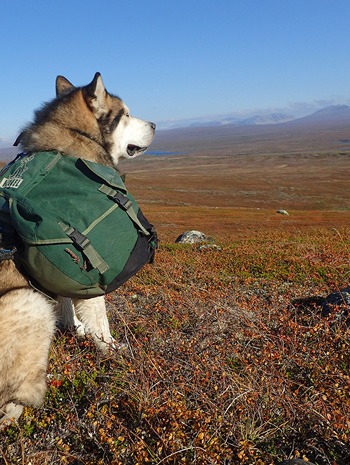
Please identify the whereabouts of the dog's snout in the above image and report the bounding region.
[150,122,156,131]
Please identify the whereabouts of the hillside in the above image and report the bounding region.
[158,104,350,130]
[288,104,350,125]
[0,146,17,161]
[1,105,349,163]
[1,220,350,464]
[151,105,350,155]
[118,108,350,214]
[1,108,350,464]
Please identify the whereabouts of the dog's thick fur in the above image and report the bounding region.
[0,73,155,427]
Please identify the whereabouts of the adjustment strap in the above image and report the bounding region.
[99,185,150,236]
[59,223,109,274]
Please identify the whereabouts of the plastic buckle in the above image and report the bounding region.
[68,229,90,250]
[112,191,132,210]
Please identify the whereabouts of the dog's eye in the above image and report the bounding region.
[125,113,130,117]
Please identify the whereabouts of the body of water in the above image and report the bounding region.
[146,151,186,156]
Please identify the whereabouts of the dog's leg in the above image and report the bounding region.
[55,296,86,337]
[72,296,115,352]
[0,288,55,427]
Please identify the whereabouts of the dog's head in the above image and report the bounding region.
[20,73,156,168]
[56,73,156,166]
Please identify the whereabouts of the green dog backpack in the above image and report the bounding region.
[0,151,157,298]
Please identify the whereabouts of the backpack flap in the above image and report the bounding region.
[78,158,127,193]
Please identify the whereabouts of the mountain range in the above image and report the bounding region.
[1,105,350,161]
[185,112,295,128]
[162,104,350,130]
[150,104,350,155]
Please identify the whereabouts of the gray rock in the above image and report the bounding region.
[198,244,222,251]
[277,210,289,215]
[322,285,350,322]
[175,230,207,244]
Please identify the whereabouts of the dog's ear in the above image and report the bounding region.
[56,76,74,97]
[84,72,108,118]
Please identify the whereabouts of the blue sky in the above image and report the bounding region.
[1,0,350,144]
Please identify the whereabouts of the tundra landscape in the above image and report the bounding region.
[1,106,350,464]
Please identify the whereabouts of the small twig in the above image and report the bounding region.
[156,446,206,464]
[0,448,9,465]
[223,389,253,417]
[65,248,82,265]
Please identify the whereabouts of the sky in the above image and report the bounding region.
[1,0,350,145]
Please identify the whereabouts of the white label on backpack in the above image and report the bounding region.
[0,154,35,189]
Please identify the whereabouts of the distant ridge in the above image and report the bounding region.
[1,105,349,162]
[185,112,294,128]
[158,104,350,130]
[231,112,294,126]
[0,147,17,162]
[156,105,350,136]
[150,104,350,155]
[285,104,350,125]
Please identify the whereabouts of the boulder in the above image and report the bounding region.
[175,230,207,244]
[198,244,222,251]
[277,210,289,215]
[322,285,350,322]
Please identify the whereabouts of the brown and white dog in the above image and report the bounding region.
[0,73,155,426]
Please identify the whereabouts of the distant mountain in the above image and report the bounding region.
[0,147,17,162]
[150,103,350,156]
[232,113,295,126]
[158,104,350,130]
[188,120,223,127]
[162,112,295,130]
[0,105,349,163]
[284,105,350,126]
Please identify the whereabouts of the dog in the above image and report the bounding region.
[0,73,156,426]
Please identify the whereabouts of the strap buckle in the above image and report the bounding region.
[67,228,91,250]
[110,191,133,211]
[0,246,17,261]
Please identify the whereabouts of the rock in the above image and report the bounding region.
[277,210,289,215]
[175,230,207,244]
[322,285,350,322]
[198,244,222,251]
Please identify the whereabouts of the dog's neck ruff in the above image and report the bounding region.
[69,128,112,163]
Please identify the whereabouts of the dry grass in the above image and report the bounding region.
[1,145,350,463]
[1,222,350,464]
[119,151,350,212]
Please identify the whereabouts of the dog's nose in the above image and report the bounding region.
[150,122,156,131]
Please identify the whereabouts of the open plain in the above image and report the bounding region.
[1,114,350,464]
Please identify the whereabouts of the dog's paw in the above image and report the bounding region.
[0,403,24,430]
[75,322,87,338]
[95,336,128,353]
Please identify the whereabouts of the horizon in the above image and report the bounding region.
[0,103,348,150]
[1,1,350,145]
[1,102,349,159]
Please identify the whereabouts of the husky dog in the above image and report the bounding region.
[0,73,155,426]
